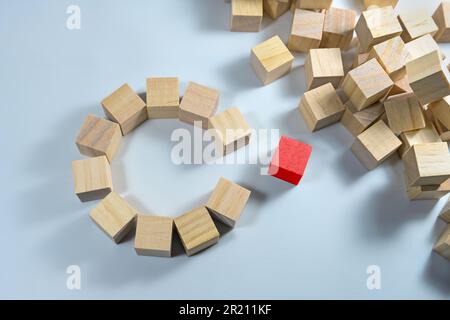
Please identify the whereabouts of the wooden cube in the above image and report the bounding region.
[389,76,413,96]
[384,93,426,134]
[288,9,325,53]
[101,83,147,136]
[134,215,173,257]
[230,0,263,32]
[440,198,450,223]
[89,192,137,243]
[321,8,356,50]
[405,34,445,63]
[406,51,450,105]
[146,77,179,119]
[72,156,113,202]
[174,207,220,256]
[304,48,344,90]
[352,53,370,68]
[404,142,450,187]
[398,121,442,158]
[299,83,345,132]
[251,36,294,85]
[407,179,450,200]
[75,114,122,162]
[355,6,403,52]
[433,224,450,260]
[361,0,398,10]
[342,58,394,111]
[263,0,291,19]
[433,2,450,42]
[294,0,332,9]
[429,96,450,130]
[268,136,313,185]
[351,120,401,170]
[369,36,409,81]
[341,101,385,136]
[399,10,438,42]
[179,82,220,129]
[206,177,251,227]
[208,107,252,155]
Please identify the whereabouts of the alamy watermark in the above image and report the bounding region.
[366,265,382,290]
[66,265,81,290]
[66,5,81,30]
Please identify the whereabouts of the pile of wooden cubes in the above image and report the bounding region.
[72,79,254,257]
[230,0,450,260]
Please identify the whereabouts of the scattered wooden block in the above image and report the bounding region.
[268,136,313,185]
[341,101,385,136]
[134,215,173,257]
[433,224,450,260]
[146,77,179,119]
[299,83,345,132]
[294,0,332,9]
[351,120,402,170]
[433,2,450,42]
[75,114,122,162]
[384,93,426,134]
[72,156,113,202]
[406,51,450,105]
[361,0,398,10]
[321,8,356,50]
[251,36,294,85]
[206,177,251,227]
[407,179,450,200]
[230,0,263,32]
[263,0,291,19]
[389,76,413,96]
[89,192,137,243]
[355,6,403,52]
[430,109,450,142]
[369,36,409,81]
[208,107,252,155]
[179,82,220,129]
[352,53,370,68]
[399,10,438,42]
[403,142,450,187]
[304,48,344,90]
[398,121,442,158]
[174,207,220,256]
[429,96,450,131]
[342,58,394,111]
[288,9,325,53]
[440,198,450,223]
[101,83,147,136]
[405,34,445,63]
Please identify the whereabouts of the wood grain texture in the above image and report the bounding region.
[206,177,251,227]
[407,181,450,200]
[369,36,408,81]
[288,9,325,53]
[294,0,332,9]
[75,114,122,162]
[361,0,398,9]
[433,224,450,260]
[389,76,413,96]
[351,120,402,170]
[208,107,252,155]
[179,82,220,129]
[72,156,113,202]
[406,50,450,105]
[89,192,137,243]
[439,198,450,223]
[101,83,147,136]
[384,93,426,134]
[429,96,450,130]
[231,0,263,32]
[174,207,220,256]
[398,121,442,158]
[403,142,450,187]
[251,35,294,85]
[341,101,385,136]
[304,48,344,90]
[433,2,450,43]
[263,0,291,19]
[352,53,370,68]
[134,215,173,257]
[321,7,356,50]
[399,10,438,42]
[146,77,179,119]
[405,34,445,64]
[355,6,403,52]
[342,58,394,111]
[299,83,345,132]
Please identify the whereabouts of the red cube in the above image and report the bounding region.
[268,136,312,185]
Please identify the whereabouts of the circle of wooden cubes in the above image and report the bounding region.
[72,79,252,258]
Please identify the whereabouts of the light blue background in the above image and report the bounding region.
[0,0,449,299]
